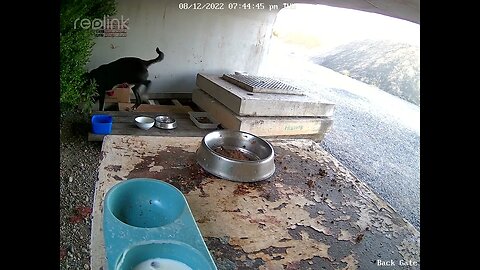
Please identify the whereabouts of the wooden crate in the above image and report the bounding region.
[104,87,131,103]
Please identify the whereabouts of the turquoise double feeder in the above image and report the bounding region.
[103,178,217,270]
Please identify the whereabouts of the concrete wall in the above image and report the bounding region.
[87,0,279,94]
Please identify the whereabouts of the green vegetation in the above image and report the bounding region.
[60,0,116,112]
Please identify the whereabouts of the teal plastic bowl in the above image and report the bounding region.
[106,179,185,228]
[116,242,211,270]
[91,114,113,135]
[103,178,217,270]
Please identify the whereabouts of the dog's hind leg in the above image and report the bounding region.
[98,91,106,111]
[131,80,152,110]
[131,84,142,110]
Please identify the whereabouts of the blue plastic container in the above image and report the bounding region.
[91,114,113,135]
[103,178,217,270]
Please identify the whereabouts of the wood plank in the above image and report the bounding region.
[100,91,191,105]
[171,99,183,106]
[88,128,209,141]
[91,111,190,117]
[118,103,193,113]
[145,92,192,99]
[108,119,201,131]
[192,88,333,137]
[196,73,335,117]
[106,91,191,101]
[91,115,191,123]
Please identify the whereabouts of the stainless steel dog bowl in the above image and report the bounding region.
[196,130,275,182]
[155,115,177,129]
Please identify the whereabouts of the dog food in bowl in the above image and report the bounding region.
[214,146,255,161]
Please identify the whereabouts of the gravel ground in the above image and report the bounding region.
[60,109,102,269]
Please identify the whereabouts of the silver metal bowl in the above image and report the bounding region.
[196,130,275,182]
[155,115,177,129]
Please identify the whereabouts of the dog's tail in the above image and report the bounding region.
[144,47,164,67]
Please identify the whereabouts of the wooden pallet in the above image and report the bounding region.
[88,99,203,142]
[87,111,210,142]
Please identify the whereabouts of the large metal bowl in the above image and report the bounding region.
[196,130,275,182]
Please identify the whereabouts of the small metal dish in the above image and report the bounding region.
[196,130,275,182]
[155,115,177,129]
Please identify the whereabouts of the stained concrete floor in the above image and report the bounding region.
[91,135,420,269]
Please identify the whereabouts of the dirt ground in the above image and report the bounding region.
[60,109,102,269]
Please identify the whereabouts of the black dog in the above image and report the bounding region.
[87,47,164,111]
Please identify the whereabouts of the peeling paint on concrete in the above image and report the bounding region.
[338,230,354,242]
[148,165,164,172]
[341,254,358,270]
[91,136,420,270]
[189,181,333,265]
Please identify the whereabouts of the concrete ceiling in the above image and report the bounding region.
[297,0,420,23]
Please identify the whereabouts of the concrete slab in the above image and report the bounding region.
[193,88,333,138]
[90,135,420,270]
[196,73,335,117]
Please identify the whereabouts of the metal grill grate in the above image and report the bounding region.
[222,73,303,95]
